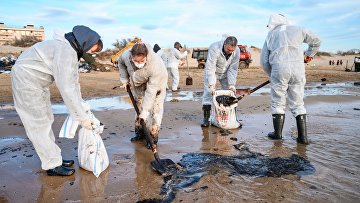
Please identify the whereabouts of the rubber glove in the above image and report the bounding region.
[81,119,95,130]
[229,85,236,93]
[304,56,312,63]
[120,82,130,89]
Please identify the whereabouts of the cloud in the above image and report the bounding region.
[141,25,159,30]
[89,16,115,24]
[39,7,72,18]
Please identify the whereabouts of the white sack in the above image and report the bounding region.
[210,90,241,129]
[78,125,109,178]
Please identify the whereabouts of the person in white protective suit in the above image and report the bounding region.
[201,36,241,127]
[260,14,321,144]
[166,42,188,92]
[11,25,103,176]
[153,43,167,66]
[118,42,168,147]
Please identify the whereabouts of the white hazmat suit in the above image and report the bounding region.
[118,43,168,139]
[11,27,101,170]
[260,14,321,117]
[167,47,188,91]
[202,40,240,105]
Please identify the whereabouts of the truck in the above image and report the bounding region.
[192,45,252,69]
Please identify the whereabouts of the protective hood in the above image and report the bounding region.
[65,25,101,60]
[153,44,161,53]
[73,25,101,53]
[267,14,288,31]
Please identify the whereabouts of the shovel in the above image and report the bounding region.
[184,45,193,85]
[236,80,270,100]
[126,85,176,174]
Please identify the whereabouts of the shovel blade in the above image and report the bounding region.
[186,77,193,85]
[151,159,177,175]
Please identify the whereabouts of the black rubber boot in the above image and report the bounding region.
[296,114,309,144]
[201,105,211,127]
[47,166,75,176]
[62,159,74,167]
[268,114,285,140]
[131,125,145,142]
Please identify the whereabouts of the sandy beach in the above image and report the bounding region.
[1,47,360,202]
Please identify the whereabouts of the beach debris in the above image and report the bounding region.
[0,55,17,73]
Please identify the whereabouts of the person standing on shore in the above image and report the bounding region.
[201,36,241,127]
[166,42,188,92]
[260,14,321,144]
[11,25,103,176]
[118,42,168,146]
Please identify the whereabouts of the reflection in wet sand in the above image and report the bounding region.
[37,174,75,203]
[79,167,109,201]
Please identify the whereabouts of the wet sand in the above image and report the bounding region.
[1,83,360,202]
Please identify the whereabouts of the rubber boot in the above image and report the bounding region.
[201,105,211,127]
[296,114,309,144]
[131,122,145,142]
[268,114,285,140]
[47,166,75,176]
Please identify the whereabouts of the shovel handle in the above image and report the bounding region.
[126,84,162,164]
[236,80,270,100]
[249,80,270,94]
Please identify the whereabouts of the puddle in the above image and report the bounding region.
[165,91,203,102]
[1,82,359,113]
[141,151,315,202]
[0,137,28,155]
[0,137,26,147]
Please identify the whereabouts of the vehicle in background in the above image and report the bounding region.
[238,45,252,69]
[192,45,252,69]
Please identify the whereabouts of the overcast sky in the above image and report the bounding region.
[1,0,359,52]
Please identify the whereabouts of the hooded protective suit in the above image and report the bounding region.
[118,43,168,136]
[260,14,321,117]
[167,47,188,91]
[11,26,101,170]
[202,40,240,105]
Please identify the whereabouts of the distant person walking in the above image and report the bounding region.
[11,25,103,176]
[329,60,332,66]
[336,60,339,66]
[340,59,343,66]
[260,14,321,144]
[167,42,188,92]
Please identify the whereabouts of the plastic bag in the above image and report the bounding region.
[210,90,241,129]
[59,115,79,139]
[78,125,109,178]
[59,101,97,139]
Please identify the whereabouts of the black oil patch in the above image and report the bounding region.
[215,95,238,106]
[142,151,315,203]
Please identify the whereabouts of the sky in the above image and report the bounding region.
[1,0,359,52]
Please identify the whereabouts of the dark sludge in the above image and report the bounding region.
[215,95,238,106]
[144,151,315,203]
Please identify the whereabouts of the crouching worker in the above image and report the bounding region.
[11,25,103,176]
[118,42,168,147]
[201,36,242,127]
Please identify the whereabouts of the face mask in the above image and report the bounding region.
[134,62,145,68]
[132,57,147,69]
